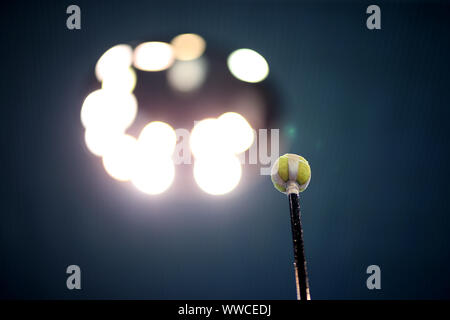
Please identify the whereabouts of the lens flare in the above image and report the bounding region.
[167,57,207,92]
[227,48,269,83]
[101,67,137,93]
[138,121,177,156]
[80,89,137,132]
[102,134,138,181]
[171,33,206,61]
[95,44,133,81]
[194,155,242,195]
[218,112,254,154]
[133,42,175,71]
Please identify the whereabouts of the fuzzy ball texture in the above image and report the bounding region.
[271,153,311,194]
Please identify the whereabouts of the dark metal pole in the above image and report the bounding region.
[288,192,310,300]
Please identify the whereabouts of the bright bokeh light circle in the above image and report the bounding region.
[102,134,138,181]
[101,67,137,93]
[194,155,242,195]
[218,112,254,154]
[227,48,269,83]
[171,33,206,61]
[138,121,177,156]
[131,156,175,195]
[95,44,133,81]
[167,58,207,92]
[190,113,254,158]
[81,89,137,132]
[133,42,175,71]
[81,90,104,128]
[84,128,123,157]
[189,118,224,159]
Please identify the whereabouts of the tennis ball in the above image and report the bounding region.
[271,154,311,194]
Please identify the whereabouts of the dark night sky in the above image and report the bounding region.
[1,0,450,299]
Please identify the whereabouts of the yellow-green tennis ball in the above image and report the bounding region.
[271,154,311,194]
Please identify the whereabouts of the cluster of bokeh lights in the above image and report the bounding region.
[191,113,254,195]
[81,34,268,196]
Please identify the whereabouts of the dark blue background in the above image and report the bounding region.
[1,0,450,299]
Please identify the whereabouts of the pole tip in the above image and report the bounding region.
[270,154,311,194]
